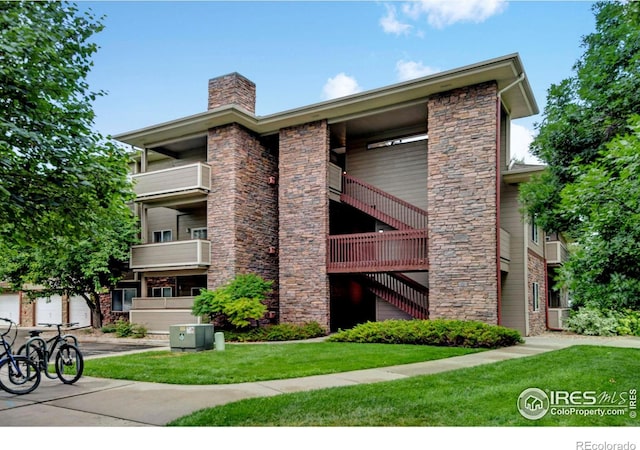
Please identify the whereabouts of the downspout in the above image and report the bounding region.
[495,96,502,325]
[544,255,550,331]
[495,73,526,326]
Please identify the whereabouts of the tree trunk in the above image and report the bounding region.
[82,292,104,329]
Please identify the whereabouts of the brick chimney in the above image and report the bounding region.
[207,72,256,113]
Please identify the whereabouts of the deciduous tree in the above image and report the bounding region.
[0,2,138,327]
[520,1,640,311]
[0,1,132,246]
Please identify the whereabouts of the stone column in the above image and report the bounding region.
[278,121,330,330]
[427,82,499,324]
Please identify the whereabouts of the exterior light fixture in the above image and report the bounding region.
[367,133,428,150]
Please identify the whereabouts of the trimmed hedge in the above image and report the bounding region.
[224,322,326,342]
[327,319,523,348]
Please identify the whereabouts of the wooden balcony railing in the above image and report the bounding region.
[327,229,428,273]
[132,162,211,202]
[546,241,569,265]
[130,239,211,270]
[131,297,195,310]
[341,173,428,230]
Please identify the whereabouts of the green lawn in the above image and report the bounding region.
[168,346,640,426]
[83,342,480,384]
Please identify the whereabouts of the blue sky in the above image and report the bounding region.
[82,1,599,163]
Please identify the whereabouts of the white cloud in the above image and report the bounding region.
[321,73,362,100]
[401,0,507,29]
[396,60,440,81]
[380,4,413,35]
[510,123,541,165]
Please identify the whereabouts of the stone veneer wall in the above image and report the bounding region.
[206,124,279,310]
[427,82,499,323]
[527,249,547,335]
[100,292,127,325]
[208,73,256,113]
[278,121,330,329]
[20,292,35,326]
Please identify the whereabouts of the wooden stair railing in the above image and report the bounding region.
[341,173,428,230]
[359,272,429,319]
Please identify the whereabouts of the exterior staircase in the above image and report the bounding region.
[340,174,428,230]
[359,272,429,319]
[330,172,429,319]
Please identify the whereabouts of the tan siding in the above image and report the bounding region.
[147,207,178,242]
[375,298,412,321]
[129,310,201,334]
[346,140,427,210]
[177,210,207,241]
[147,149,206,172]
[499,182,527,334]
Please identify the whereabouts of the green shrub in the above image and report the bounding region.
[193,273,272,328]
[327,319,523,348]
[616,309,640,336]
[225,322,326,342]
[114,318,148,338]
[564,307,619,336]
[101,323,117,334]
[114,318,133,337]
[131,323,148,339]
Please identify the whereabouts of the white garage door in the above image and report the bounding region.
[0,293,21,325]
[70,295,91,328]
[36,295,62,325]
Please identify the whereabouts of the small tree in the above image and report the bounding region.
[193,274,272,329]
[0,197,138,328]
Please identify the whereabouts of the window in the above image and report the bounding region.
[530,217,539,244]
[152,287,173,298]
[532,282,540,311]
[191,287,205,296]
[153,230,172,243]
[112,288,136,312]
[191,227,207,240]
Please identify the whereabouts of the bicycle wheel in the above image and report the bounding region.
[17,344,46,372]
[0,356,41,395]
[55,343,83,384]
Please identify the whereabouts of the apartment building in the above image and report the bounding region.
[106,53,570,336]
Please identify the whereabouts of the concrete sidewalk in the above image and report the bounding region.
[0,334,638,426]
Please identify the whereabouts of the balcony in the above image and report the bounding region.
[327,229,428,273]
[130,239,211,271]
[131,297,196,309]
[132,162,211,205]
[546,241,569,265]
[129,297,202,334]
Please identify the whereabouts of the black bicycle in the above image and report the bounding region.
[0,318,41,395]
[18,322,84,384]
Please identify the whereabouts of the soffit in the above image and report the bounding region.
[503,165,546,184]
[115,53,538,149]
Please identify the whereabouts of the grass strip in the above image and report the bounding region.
[83,342,480,385]
[168,346,639,426]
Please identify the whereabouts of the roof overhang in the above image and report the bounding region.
[503,165,546,184]
[114,53,539,149]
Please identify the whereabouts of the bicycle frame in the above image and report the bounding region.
[0,317,40,394]
[22,323,79,379]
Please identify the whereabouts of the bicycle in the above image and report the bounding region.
[0,318,41,395]
[18,322,84,385]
